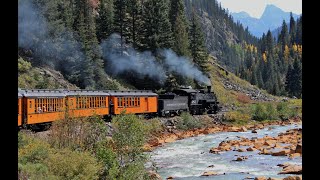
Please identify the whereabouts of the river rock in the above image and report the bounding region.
[235,156,248,161]
[266,178,282,180]
[253,142,264,149]
[165,137,176,143]
[252,129,258,133]
[272,149,291,156]
[264,140,277,147]
[273,143,283,148]
[238,148,247,152]
[247,147,257,151]
[209,148,220,154]
[148,171,162,180]
[259,148,271,155]
[279,165,302,174]
[254,176,266,180]
[277,162,292,168]
[295,143,302,153]
[241,126,248,132]
[166,176,174,179]
[143,144,153,152]
[289,153,301,159]
[208,165,215,168]
[282,175,302,180]
[244,177,255,179]
[201,171,218,176]
[229,127,241,132]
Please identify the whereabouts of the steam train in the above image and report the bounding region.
[18,86,219,129]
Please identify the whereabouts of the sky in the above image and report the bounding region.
[216,0,302,18]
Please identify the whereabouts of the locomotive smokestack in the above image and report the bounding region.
[207,86,211,93]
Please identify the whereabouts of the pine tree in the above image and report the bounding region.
[266,30,273,54]
[96,0,114,42]
[172,13,191,57]
[291,58,302,98]
[250,66,258,85]
[125,0,144,49]
[285,63,294,96]
[289,12,296,45]
[278,20,289,52]
[189,11,209,72]
[143,0,173,53]
[170,0,190,57]
[113,0,127,47]
[295,15,302,45]
[73,0,108,89]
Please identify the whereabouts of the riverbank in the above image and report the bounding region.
[144,117,302,152]
[148,121,302,180]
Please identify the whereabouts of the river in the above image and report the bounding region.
[148,124,302,180]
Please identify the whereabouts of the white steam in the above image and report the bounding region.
[101,34,167,82]
[101,34,211,86]
[160,49,211,85]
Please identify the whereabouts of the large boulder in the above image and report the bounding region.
[279,165,302,174]
[272,149,291,156]
[282,176,302,180]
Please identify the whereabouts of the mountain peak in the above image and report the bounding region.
[261,4,285,18]
[231,11,251,18]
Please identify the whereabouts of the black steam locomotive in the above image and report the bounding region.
[158,86,219,116]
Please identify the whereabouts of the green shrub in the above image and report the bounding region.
[144,118,164,137]
[111,114,150,179]
[18,135,51,164]
[176,112,202,130]
[18,58,32,73]
[118,162,150,180]
[95,140,120,180]
[45,149,102,180]
[48,115,109,151]
[224,111,251,124]
[277,102,290,120]
[252,103,268,121]
[265,103,278,120]
[18,162,55,180]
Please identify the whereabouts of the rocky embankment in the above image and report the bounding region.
[209,128,302,161]
[208,124,302,177]
[144,117,301,152]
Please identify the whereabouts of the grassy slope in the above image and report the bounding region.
[18,57,127,90]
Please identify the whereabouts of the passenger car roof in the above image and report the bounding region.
[64,90,110,96]
[105,90,158,96]
[22,89,66,98]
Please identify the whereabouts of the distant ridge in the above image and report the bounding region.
[231,4,300,37]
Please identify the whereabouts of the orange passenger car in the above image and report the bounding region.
[64,90,110,118]
[18,90,24,126]
[23,89,66,125]
[106,90,158,115]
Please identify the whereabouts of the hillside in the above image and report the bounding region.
[184,0,259,72]
[18,0,301,98]
[18,57,127,90]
